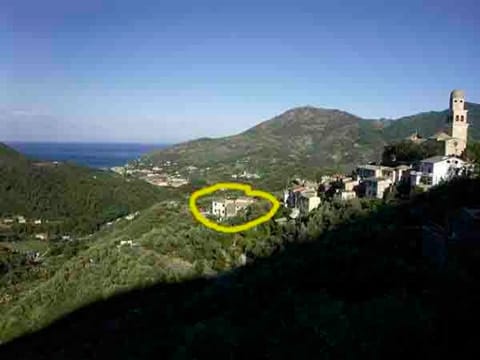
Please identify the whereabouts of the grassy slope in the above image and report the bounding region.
[0,178,479,358]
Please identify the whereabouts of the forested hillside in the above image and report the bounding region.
[1,178,479,358]
[0,143,174,234]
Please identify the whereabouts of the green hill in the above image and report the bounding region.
[145,103,480,175]
[0,143,175,235]
[1,178,480,358]
[145,107,386,171]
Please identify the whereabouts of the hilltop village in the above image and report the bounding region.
[279,89,474,218]
[110,162,261,188]
[108,90,476,222]
[202,90,475,221]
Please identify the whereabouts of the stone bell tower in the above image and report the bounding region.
[446,89,469,156]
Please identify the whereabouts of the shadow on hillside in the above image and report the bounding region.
[1,178,480,360]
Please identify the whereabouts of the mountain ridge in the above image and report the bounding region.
[145,102,480,173]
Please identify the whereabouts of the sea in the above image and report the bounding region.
[5,142,168,169]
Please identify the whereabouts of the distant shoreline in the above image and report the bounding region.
[4,141,172,145]
[4,142,169,169]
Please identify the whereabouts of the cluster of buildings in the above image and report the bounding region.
[111,164,190,188]
[1,216,43,225]
[355,155,471,199]
[356,89,473,198]
[231,170,261,180]
[117,240,139,248]
[105,211,141,227]
[283,183,322,218]
[143,174,189,188]
[0,216,71,242]
[282,90,475,217]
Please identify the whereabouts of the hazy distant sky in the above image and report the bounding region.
[1,0,479,143]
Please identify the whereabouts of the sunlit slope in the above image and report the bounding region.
[145,103,480,170]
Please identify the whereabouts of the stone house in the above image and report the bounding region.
[298,189,321,215]
[212,197,255,219]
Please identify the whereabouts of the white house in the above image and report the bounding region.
[413,155,466,188]
[117,240,138,248]
[336,190,357,201]
[212,200,227,218]
[125,214,136,221]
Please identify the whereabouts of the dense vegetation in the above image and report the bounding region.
[0,178,479,358]
[381,139,444,165]
[0,144,179,236]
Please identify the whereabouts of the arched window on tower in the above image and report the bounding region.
[456,115,459,121]
[461,115,465,122]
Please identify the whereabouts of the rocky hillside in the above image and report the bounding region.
[145,103,480,171]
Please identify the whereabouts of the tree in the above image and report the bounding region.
[382,140,443,166]
[465,142,480,164]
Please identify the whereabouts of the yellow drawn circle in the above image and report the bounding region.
[189,182,280,233]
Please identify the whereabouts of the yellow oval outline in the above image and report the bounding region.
[189,182,280,233]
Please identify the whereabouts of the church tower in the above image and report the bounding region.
[446,89,469,156]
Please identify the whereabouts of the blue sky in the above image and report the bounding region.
[1,0,479,143]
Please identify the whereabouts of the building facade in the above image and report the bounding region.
[410,155,466,188]
[212,197,255,219]
[363,177,393,199]
[298,190,321,215]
